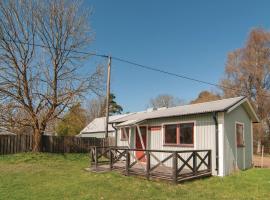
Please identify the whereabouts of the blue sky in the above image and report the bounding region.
[83,0,270,112]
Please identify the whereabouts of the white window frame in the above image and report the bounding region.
[120,127,130,141]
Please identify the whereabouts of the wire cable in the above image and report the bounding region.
[1,37,270,98]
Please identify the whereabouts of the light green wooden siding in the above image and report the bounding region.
[142,113,217,175]
[224,105,252,175]
[117,127,135,148]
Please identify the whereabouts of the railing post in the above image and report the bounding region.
[125,150,130,176]
[208,150,212,172]
[172,152,178,184]
[193,152,197,175]
[94,146,98,170]
[146,151,150,180]
[90,148,93,167]
[109,148,113,171]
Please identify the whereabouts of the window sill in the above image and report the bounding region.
[237,144,245,148]
[163,144,194,148]
[120,139,129,142]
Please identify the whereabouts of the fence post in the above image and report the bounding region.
[146,151,150,180]
[94,146,98,170]
[89,147,94,167]
[125,150,130,176]
[261,145,264,168]
[208,150,212,172]
[172,152,178,184]
[193,152,197,175]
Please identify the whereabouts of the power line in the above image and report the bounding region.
[111,56,270,99]
[1,37,270,98]
[112,56,221,88]
[0,37,108,58]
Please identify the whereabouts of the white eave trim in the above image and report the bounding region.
[226,98,260,123]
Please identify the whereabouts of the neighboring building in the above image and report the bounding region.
[0,127,16,136]
[78,114,131,138]
[110,96,259,177]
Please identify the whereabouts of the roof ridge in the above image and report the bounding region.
[149,96,246,112]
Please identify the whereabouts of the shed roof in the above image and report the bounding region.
[112,96,259,126]
[80,113,132,134]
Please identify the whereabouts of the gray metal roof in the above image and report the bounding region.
[80,113,132,134]
[112,96,249,124]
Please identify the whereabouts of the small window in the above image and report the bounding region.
[179,123,194,144]
[164,122,194,146]
[164,124,177,144]
[121,127,130,141]
[236,123,244,147]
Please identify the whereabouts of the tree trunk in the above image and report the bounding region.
[32,128,43,152]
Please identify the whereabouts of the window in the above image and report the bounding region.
[164,122,194,146]
[164,124,177,144]
[236,123,244,147]
[179,123,194,144]
[121,127,130,141]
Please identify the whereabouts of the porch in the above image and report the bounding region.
[89,146,212,183]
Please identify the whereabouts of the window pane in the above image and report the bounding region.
[164,124,177,144]
[125,127,130,139]
[236,124,244,146]
[180,123,194,144]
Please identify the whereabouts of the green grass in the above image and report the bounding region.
[0,153,270,200]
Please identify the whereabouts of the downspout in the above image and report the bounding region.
[111,123,117,147]
[212,112,219,175]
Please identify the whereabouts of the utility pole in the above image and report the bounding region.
[105,56,112,138]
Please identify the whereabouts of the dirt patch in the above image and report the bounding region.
[253,155,270,168]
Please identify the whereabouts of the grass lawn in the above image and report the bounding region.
[0,153,270,200]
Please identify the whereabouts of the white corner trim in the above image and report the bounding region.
[218,112,225,177]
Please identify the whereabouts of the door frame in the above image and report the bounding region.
[134,125,149,161]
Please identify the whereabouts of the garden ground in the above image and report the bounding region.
[0,153,270,200]
[253,154,270,168]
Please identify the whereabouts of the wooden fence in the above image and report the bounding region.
[0,135,33,155]
[42,135,108,153]
[0,134,110,155]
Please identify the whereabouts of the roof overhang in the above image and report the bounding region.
[80,131,114,134]
[226,98,260,123]
[115,119,145,127]
[110,96,260,125]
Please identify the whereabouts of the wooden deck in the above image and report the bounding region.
[90,161,211,182]
[89,147,212,183]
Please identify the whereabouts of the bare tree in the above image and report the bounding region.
[220,28,270,149]
[0,0,104,151]
[86,93,123,123]
[148,94,184,109]
[86,97,106,123]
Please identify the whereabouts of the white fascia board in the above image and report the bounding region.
[226,98,247,114]
[226,98,259,123]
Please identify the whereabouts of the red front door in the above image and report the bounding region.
[135,127,147,162]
